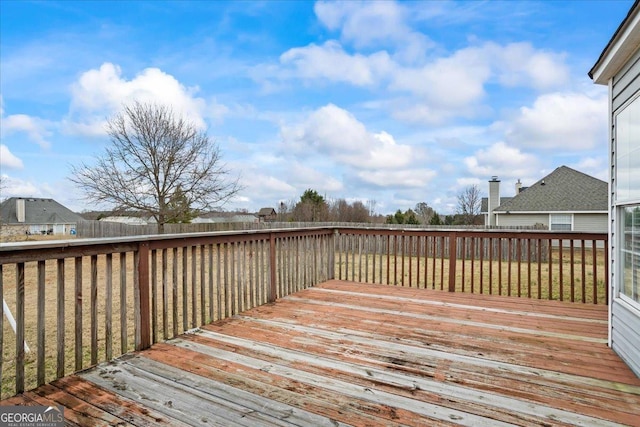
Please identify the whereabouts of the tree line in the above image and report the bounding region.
[278,188,483,226]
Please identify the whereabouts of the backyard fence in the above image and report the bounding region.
[74,220,544,239]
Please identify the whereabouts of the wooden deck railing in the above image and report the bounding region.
[335,228,608,304]
[0,227,607,398]
[0,228,334,398]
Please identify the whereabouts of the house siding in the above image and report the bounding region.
[573,213,608,233]
[612,46,640,112]
[611,300,640,376]
[610,29,640,378]
[496,214,548,228]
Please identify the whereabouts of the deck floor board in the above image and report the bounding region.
[2,280,639,426]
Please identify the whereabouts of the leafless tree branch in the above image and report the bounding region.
[69,102,242,233]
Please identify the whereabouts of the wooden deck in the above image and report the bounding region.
[2,280,639,426]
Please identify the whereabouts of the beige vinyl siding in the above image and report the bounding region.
[612,46,640,112]
[612,300,640,377]
[573,213,608,233]
[610,35,640,377]
[496,213,548,228]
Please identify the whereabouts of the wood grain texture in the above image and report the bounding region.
[3,280,639,426]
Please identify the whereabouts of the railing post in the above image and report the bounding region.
[135,242,151,351]
[448,232,457,292]
[329,230,337,280]
[268,233,277,303]
[15,263,25,394]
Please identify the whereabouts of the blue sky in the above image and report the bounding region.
[0,0,633,215]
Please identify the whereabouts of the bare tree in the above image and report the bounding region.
[415,202,435,224]
[456,184,482,225]
[70,102,241,233]
[366,199,377,217]
[328,198,370,222]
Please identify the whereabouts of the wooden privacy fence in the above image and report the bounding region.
[0,227,607,398]
[335,228,608,305]
[0,228,334,398]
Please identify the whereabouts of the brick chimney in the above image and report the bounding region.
[488,176,500,226]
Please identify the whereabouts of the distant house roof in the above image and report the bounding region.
[0,197,85,225]
[494,166,607,213]
[480,197,513,214]
[258,207,276,216]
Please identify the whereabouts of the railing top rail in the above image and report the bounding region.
[0,227,337,251]
[0,225,607,265]
[0,227,336,265]
[334,226,607,239]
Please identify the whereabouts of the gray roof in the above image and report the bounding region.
[258,207,276,216]
[0,197,85,225]
[481,197,513,214]
[494,166,607,212]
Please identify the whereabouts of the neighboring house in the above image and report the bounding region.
[257,207,277,222]
[0,197,85,237]
[590,0,640,377]
[482,166,608,232]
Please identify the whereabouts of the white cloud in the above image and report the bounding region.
[287,163,344,193]
[314,1,433,63]
[571,157,608,181]
[503,92,607,150]
[0,175,40,197]
[272,36,571,127]
[391,45,491,107]
[0,144,24,169]
[464,141,540,178]
[494,42,569,90]
[237,172,297,208]
[456,177,482,187]
[356,168,436,188]
[279,103,414,169]
[0,114,52,148]
[67,62,222,136]
[279,41,393,86]
[389,42,569,124]
[267,3,573,127]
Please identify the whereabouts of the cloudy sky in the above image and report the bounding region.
[0,1,632,215]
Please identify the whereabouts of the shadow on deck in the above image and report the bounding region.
[2,280,639,426]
